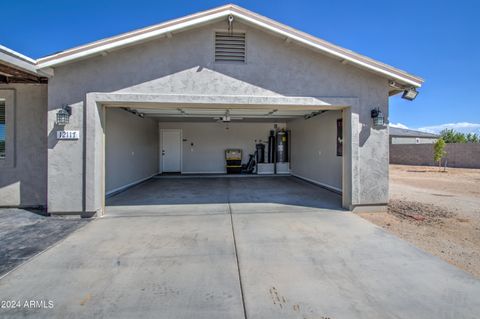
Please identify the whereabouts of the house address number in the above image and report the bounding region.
[57,130,80,140]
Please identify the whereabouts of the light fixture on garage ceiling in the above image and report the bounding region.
[221,109,231,122]
[401,87,419,101]
[56,105,72,126]
[214,110,244,123]
[214,116,244,122]
[371,107,385,127]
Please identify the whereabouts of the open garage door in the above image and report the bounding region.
[103,103,345,212]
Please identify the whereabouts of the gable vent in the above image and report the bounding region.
[215,32,246,63]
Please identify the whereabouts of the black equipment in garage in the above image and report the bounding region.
[224,127,290,175]
[242,154,256,174]
[267,130,275,163]
[256,143,265,164]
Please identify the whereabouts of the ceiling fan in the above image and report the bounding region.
[213,110,243,123]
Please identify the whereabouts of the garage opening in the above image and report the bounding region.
[104,105,344,213]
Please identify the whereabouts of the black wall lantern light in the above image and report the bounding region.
[56,105,72,126]
[371,107,385,127]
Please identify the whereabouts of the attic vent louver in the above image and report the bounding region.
[215,32,246,63]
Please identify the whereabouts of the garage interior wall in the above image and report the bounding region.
[0,84,47,207]
[158,121,286,173]
[287,110,342,191]
[105,108,158,194]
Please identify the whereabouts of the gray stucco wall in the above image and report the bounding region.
[0,84,47,207]
[288,110,342,191]
[47,19,390,213]
[158,121,285,173]
[105,108,158,194]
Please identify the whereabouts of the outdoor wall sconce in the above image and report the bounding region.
[371,107,385,127]
[56,105,72,126]
[402,87,419,101]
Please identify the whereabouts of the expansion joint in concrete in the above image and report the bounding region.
[226,180,248,319]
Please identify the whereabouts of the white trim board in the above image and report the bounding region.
[291,173,342,194]
[105,174,156,198]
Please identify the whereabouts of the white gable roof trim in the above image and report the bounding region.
[35,4,423,87]
[0,45,39,75]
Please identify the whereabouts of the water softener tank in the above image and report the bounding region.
[276,130,288,162]
[256,143,265,164]
[267,130,275,163]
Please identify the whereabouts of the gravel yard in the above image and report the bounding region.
[358,164,480,278]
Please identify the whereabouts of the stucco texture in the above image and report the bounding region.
[0,84,47,208]
[47,19,390,213]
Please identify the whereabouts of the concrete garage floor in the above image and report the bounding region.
[0,177,479,318]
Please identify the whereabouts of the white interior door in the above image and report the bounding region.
[161,129,182,172]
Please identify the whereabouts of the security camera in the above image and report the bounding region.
[228,15,234,23]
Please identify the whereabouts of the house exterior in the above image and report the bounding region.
[0,4,423,216]
[389,127,438,144]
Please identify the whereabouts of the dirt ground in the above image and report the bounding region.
[358,164,480,278]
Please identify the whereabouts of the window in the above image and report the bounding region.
[215,32,246,63]
[0,90,13,167]
[0,99,5,159]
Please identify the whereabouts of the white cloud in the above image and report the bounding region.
[389,123,409,129]
[417,122,480,135]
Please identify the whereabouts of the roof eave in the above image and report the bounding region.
[0,46,39,76]
[229,6,423,87]
[36,5,234,69]
[35,4,423,87]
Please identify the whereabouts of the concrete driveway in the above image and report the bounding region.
[0,177,479,318]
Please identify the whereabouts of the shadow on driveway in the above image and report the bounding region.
[0,209,90,277]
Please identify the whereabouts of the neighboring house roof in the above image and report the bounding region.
[34,4,423,88]
[389,127,439,138]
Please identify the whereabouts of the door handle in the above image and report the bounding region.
[162,150,166,156]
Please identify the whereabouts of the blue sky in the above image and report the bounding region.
[2,0,479,133]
